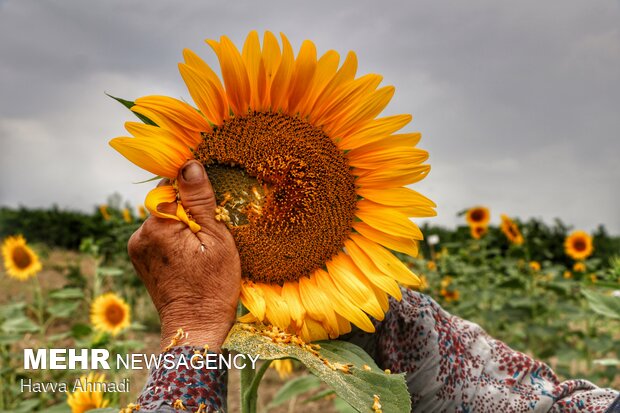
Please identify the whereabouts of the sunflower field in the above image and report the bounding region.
[1,200,619,413]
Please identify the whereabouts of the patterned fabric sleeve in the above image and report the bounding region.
[346,288,620,412]
[136,346,227,412]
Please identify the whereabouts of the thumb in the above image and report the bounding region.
[177,160,218,228]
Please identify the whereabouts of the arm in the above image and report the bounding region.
[128,161,241,412]
[348,288,619,412]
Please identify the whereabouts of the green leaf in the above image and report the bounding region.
[267,374,322,408]
[0,398,40,413]
[98,267,124,277]
[334,397,359,413]
[0,302,26,319]
[47,300,80,318]
[49,288,84,299]
[593,358,620,366]
[0,333,22,345]
[223,323,411,413]
[106,93,157,126]
[1,316,39,333]
[71,323,92,338]
[304,388,335,403]
[582,289,620,319]
[39,403,72,413]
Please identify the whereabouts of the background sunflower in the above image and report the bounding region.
[564,230,594,261]
[1,235,42,281]
[90,292,131,336]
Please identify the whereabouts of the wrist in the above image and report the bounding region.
[159,313,234,353]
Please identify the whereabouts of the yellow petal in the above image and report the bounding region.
[242,31,262,109]
[335,314,352,336]
[240,280,266,321]
[350,233,421,286]
[287,40,317,113]
[358,187,436,208]
[300,317,329,342]
[175,203,201,233]
[270,33,295,111]
[313,269,375,333]
[338,114,411,150]
[310,51,358,118]
[144,186,179,221]
[355,199,420,238]
[348,147,428,169]
[348,132,422,153]
[133,95,211,148]
[262,285,291,330]
[298,276,339,338]
[354,221,419,256]
[328,86,395,140]
[355,164,431,188]
[259,31,282,109]
[326,253,384,320]
[208,36,251,115]
[179,63,227,125]
[297,50,340,117]
[281,281,306,329]
[109,137,186,178]
[344,239,402,300]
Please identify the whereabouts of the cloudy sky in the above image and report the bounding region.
[1,0,618,233]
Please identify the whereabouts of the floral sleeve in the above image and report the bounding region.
[347,288,620,412]
[136,346,227,413]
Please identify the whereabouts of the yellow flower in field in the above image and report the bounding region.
[500,214,524,245]
[564,231,593,261]
[440,288,460,303]
[271,359,293,379]
[66,372,109,413]
[573,262,586,272]
[109,31,435,341]
[1,235,42,281]
[563,271,573,279]
[440,276,453,289]
[529,261,541,272]
[470,224,488,240]
[90,293,131,336]
[427,261,437,271]
[99,205,111,221]
[589,274,597,283]
[138,205,148,220]
[465,206,490,226]
[122,208,133,223]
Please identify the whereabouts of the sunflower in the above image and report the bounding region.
[99,205,111,221]
[573,261,586,272]
[1,235,42,281]
[110,31,435,341]
[90,293,131,336]
[500,214,524,245]
[465,206,490,226]
[270,359,293,379]
[564,231,593,261]
[66,372,109,413]
[469,224,487,240]
[122,208,133,223]
[528,261,541,272]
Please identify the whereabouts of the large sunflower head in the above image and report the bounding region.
[1,235,42,281]
[110,31,435,341]
[564,230,593,261]
[66,372,109,413]
[90,293,131,336]
[465,206,490,226]
[500,214,524,246]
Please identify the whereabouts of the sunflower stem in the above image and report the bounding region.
[241,359,272,413]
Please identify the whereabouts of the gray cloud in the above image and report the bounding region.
[1,0,618,232]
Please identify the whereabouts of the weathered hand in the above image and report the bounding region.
[128,160,241,352]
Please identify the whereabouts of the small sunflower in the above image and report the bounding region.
[66,372,109,413]
[469,224,487,240]
[564,230,593,261]
[270,359,293,379]
[110,31,435,341]
[528,261,541,272]
[122,208,133,223]
[500,214,524,245]
[563,271,573,279]
[573,262,586,272]
[90,293,131,336]
[465,206,490,226]
[99,205,111,221]
[1,235,42,281]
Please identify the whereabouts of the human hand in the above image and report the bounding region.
[128,160,241,352]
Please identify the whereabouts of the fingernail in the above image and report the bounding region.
[182,162,204,182]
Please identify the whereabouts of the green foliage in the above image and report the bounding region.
[224,323,411,413]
